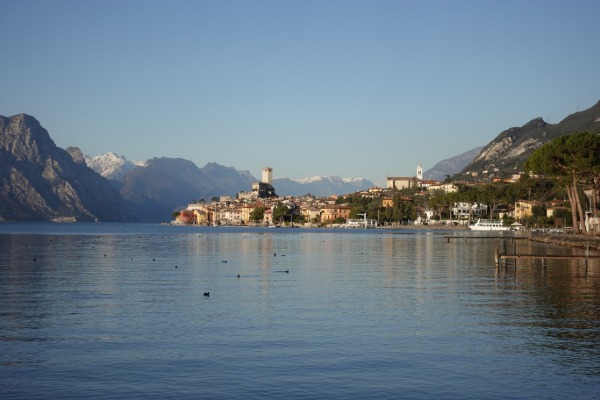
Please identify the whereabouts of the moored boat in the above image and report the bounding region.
[468,218,510,231]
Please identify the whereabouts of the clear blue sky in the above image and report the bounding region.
[2,0,599,185]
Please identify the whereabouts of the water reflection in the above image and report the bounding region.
[1,227,599,399]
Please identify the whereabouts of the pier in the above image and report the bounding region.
[445,235,598,274]
[494,249,599,274]
[444,236,529,243]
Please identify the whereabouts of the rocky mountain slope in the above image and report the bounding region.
[0,114,135,221]
[460,100,600,180]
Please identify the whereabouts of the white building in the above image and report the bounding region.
[452,202,488,221]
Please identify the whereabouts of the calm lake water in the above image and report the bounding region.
[1,223,599,399]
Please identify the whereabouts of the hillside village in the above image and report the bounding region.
[4,99,599,224]
[172,164,565,229]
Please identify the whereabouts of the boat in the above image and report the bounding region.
[468,219,510,231]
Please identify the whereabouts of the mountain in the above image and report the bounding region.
[115,158,257,222]
[424,146,484,181]
[0,114,135,222]
[85,152,144,181]
[273,176,374,197]
[92,152,374,221]
[200,162,256,195]
[460,100,600,179]
[118,158,214,222]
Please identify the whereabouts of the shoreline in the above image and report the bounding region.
[529,233,600,252]
[377,224,468,231]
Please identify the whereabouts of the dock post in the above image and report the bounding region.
[502,239,507,272]
[495,247,499,272]
[586,242,589,276]
[513,241,517,272]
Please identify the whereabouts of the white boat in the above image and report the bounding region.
[468,219,510,231]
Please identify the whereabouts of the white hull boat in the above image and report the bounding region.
[468,219,510,231]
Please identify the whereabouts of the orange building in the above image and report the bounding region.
[320,206,352,223]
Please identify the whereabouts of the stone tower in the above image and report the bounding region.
[262,167,273,185]
[416,164,423,180]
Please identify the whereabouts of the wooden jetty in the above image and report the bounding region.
[495,251,600,263]
[444,235,598,274]
[444,236,529,243]
[494,240,598,274]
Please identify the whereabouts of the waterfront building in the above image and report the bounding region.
[320,205,352,223]
[515,200,542,220]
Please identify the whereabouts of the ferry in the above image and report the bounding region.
[468,219,510,231]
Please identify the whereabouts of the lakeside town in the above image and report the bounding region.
[171,165,589,231]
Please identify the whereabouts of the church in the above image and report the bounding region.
[386,165,423,190]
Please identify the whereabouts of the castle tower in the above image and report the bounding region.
[262,167,273,185]
[416,164,423,180]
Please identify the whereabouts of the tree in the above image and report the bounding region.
[249,206,266,222]
[525,132,600,234]
[272,202,290,224]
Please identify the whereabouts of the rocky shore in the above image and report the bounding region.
[529,234,600,251]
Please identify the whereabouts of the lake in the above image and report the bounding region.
[1,223,599,399]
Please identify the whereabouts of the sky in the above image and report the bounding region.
[2,0,600,186]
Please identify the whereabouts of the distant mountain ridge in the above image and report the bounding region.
[4,99,599,222]
[273,176,374,197]
[0,114,135,221]
[460,100,600,179]
[117,158,238,222]
[424,146,484,181]
[83,153,374,221]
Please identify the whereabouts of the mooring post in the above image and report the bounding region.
[513,241,517,272]
[495,247,499,272]
[586,242,589,276]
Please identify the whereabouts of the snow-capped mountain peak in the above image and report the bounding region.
[273,175,374,197]
[85,152,145,181]
[293,176,366,184]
